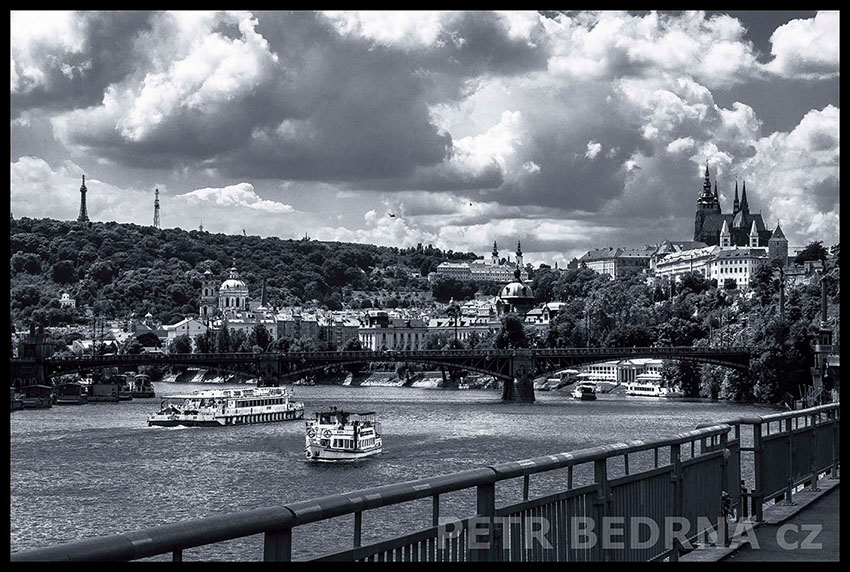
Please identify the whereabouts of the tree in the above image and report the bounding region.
[660,360,701,397]
[216,323,231,353]
[51,260,77,284]
[723,278,737,290]
[169,334,192,354]
[135,332,162,348]
[794,241,828,265]
[494,314,529,349]
[342,337,366,375]
[248,324,272,352]
[194,329,215,353]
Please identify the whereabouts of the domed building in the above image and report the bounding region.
[218,266,249,311]
[198,265,251,323]
[496,269,536,316]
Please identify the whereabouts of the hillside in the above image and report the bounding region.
[9,217,478,326]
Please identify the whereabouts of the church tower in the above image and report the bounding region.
[719,220,731,247]
[694,162,721,242]
[199,269,219,324]
[515,240,523,268]
[492,241,499,265]
[749,220,759,247]
[77,175,89,222]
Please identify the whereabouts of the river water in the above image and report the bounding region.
[10,382,780,560]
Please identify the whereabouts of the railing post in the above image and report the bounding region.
[809,413,820,491]
[718,431,729,548]
[785,417,794,506]
[263,528,292,562]
[593,458,610,562]
[752,421,765,522]
[669,444,682,561]
[471,483,497,561]
[829,408,840,479]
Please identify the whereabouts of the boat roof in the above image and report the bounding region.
[315,409,375,416]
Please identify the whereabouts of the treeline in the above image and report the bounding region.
[9,217,478,326]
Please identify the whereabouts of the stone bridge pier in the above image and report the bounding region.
[501,349,535,403]
[258,356,281,387]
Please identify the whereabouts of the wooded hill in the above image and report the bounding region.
[10,217,478,326]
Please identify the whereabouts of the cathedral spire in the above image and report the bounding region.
[702,161,711,195]
[740,180,749,213]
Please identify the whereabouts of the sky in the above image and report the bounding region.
[10,10,840,266]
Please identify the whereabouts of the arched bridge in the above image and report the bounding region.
[11,346,752,403]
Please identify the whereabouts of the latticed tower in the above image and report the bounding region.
[153,188,161,229]
[77,175,89,222]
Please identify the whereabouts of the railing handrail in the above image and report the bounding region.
[10,424,731,562]
[697,402,840,429]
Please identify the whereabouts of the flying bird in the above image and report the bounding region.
[388,213,396,218]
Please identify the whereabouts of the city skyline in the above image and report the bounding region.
[11,10,840,265]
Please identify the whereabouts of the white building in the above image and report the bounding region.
[162,317,209,345]
[58,292,76,309]
[653,245,720,281]
[358,311,428,350]
[705,247,769,288]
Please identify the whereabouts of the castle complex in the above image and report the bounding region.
[694,162,772,247]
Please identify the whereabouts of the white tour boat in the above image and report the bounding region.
[625,374,683,398]
[571,382,597,401]
[148,386,304,427]
[305,407,382,462]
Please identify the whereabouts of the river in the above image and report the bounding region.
[10,382,780,560]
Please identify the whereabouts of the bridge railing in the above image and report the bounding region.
[12,424,735,562]
[697,402,840,522]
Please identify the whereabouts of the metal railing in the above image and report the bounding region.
[13,423,741,562]
[698,402,840,522]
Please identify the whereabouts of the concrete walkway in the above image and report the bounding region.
[724,484,839,561]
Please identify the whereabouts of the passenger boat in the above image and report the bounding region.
[130,374,156,398]
[21,384,53,409]
[305,408,382,462]
[571,383,597,401]
[55,382,88,405]
[625,374,682,398]
[148,386,304,427]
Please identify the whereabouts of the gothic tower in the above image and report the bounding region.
[153,188,161,229]
[733,180,740,215]
[77,175,89,222]
[768,223,789,266]
[694,161,721,241]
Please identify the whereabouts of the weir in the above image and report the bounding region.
[10,403,838,562]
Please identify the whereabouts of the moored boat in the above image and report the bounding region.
[130,374,156,398]
[571,383,597,401]
[117,375,134,401]
[21,384,53,409]
[148,386,304,427]
[55,382,88,405]
[305,407,382,462]
[10,388,24,412]
[87,382,120,403]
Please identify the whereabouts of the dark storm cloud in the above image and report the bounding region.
[11,11,155,117]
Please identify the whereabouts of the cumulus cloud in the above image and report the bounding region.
[177,182,295,214]
[739,105,840,242]
[763,11,839,80]
[585,140,602,159]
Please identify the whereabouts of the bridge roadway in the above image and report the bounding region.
[12,346,751,402]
